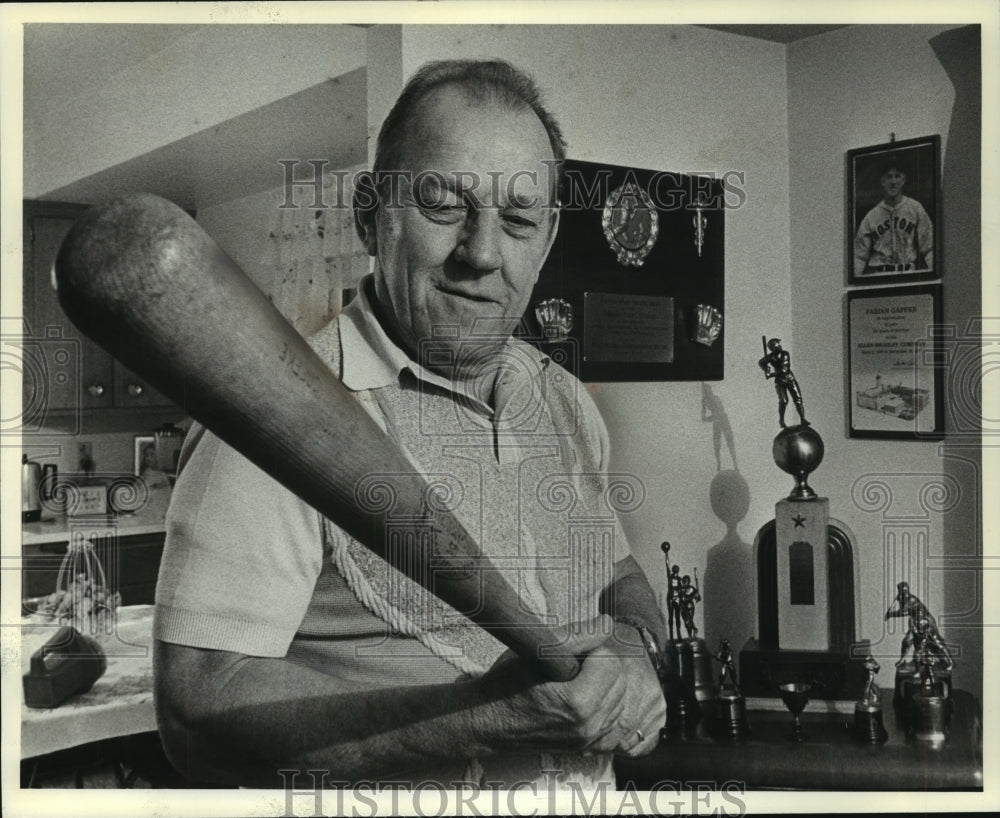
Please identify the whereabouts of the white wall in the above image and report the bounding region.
[788,24,982,699]
[24,25,365,198]
[369,24,793,652]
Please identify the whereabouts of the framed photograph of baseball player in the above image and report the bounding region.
[847,284,944,439]
[847,135,940,285]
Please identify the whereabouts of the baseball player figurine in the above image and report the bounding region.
[711,638,740,694]
[854,155,934,276]
[884,581,953,671]
[758,337,808,429]
[861,654,881,708]
[679,572,701,639]
[661,542,684,641]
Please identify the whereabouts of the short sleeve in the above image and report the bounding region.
[154,428,324,656]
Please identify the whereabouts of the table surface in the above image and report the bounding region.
[19,608,984,791]
[20,605,155,759]
[615,689,983,791]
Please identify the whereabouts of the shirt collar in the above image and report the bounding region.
[337,276,550,417]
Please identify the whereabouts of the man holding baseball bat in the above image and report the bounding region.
[152,59,666,788]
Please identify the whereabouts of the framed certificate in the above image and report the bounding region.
[847,285,944,439]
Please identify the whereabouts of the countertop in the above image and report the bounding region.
[22,487,171,546]
[20,605,156,759]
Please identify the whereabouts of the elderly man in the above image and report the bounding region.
[154,59,666,789]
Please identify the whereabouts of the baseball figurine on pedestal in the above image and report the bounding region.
[853,654,889,743]
[662,543,715,724]
[712,638,749,738]
[884,581,954,741]
[741,337,870,703]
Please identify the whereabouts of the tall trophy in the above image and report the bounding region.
[740,338,871,702]
[661,542,715,724]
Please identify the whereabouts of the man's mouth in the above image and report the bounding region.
[436,285,498,304]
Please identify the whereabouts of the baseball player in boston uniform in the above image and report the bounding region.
[854,156,934,276]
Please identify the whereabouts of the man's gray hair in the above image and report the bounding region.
[373,59,567,190]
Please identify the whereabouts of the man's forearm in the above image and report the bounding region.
[155,629,626,787]
[599,556,667,650]
[156,641,512,786]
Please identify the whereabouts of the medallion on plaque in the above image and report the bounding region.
[601,180,659,267]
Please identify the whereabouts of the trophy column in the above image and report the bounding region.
[774,497,830,651]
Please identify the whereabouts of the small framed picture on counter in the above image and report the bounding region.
[134,435,172,489]
[847,284,944,439]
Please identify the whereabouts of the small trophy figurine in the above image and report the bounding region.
[661,542,683,641]
[853,654,889,743]
[711,638,749,738]
[679,571,701,640]
[758,337,808,429]
[885,581,953,709]
[759,337,824,501]
[661,543,715,721]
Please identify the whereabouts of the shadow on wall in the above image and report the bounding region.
[930,24,983,706]
[699,384,755,652]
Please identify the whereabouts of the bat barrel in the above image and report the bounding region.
[55,194,580,682]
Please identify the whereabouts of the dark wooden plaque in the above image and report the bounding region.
[519,159,725,382]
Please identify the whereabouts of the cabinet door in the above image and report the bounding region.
[113,361,175,409]
[23,204,114,413]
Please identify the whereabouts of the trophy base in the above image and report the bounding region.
[912,693,949,743]
[715,690,750,738]
[894,664,952,709]
[675,637,718,703]
[738,638,869,700]
[853,702,888,743]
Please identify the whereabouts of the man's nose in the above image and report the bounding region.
[454,209,502,272]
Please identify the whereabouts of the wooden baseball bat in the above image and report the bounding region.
[54,193,579,681]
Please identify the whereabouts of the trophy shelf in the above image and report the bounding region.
[615,689,982,791]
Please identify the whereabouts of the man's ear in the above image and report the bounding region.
[353,171,379,256]
[540,203,561,263]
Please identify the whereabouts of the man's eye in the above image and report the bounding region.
[421,204,467,224]
[502,213,539,235]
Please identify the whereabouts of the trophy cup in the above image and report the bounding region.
[711,638,749,738]
[740,338,870,703]
[853,654,889,743]
[661,542,715,725]
[777,682,812,742]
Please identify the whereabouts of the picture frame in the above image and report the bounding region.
[133,435,156,477]
[847,135,940,285]
[846,284,944,439]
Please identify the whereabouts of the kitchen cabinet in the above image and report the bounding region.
[22,529,165,607]
[22,200,184,431]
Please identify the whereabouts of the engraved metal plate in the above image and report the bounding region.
[583,293,674,363]
[601,181,659,267]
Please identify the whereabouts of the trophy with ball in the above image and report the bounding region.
[661,542,716,726]
[739,338,870,705]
